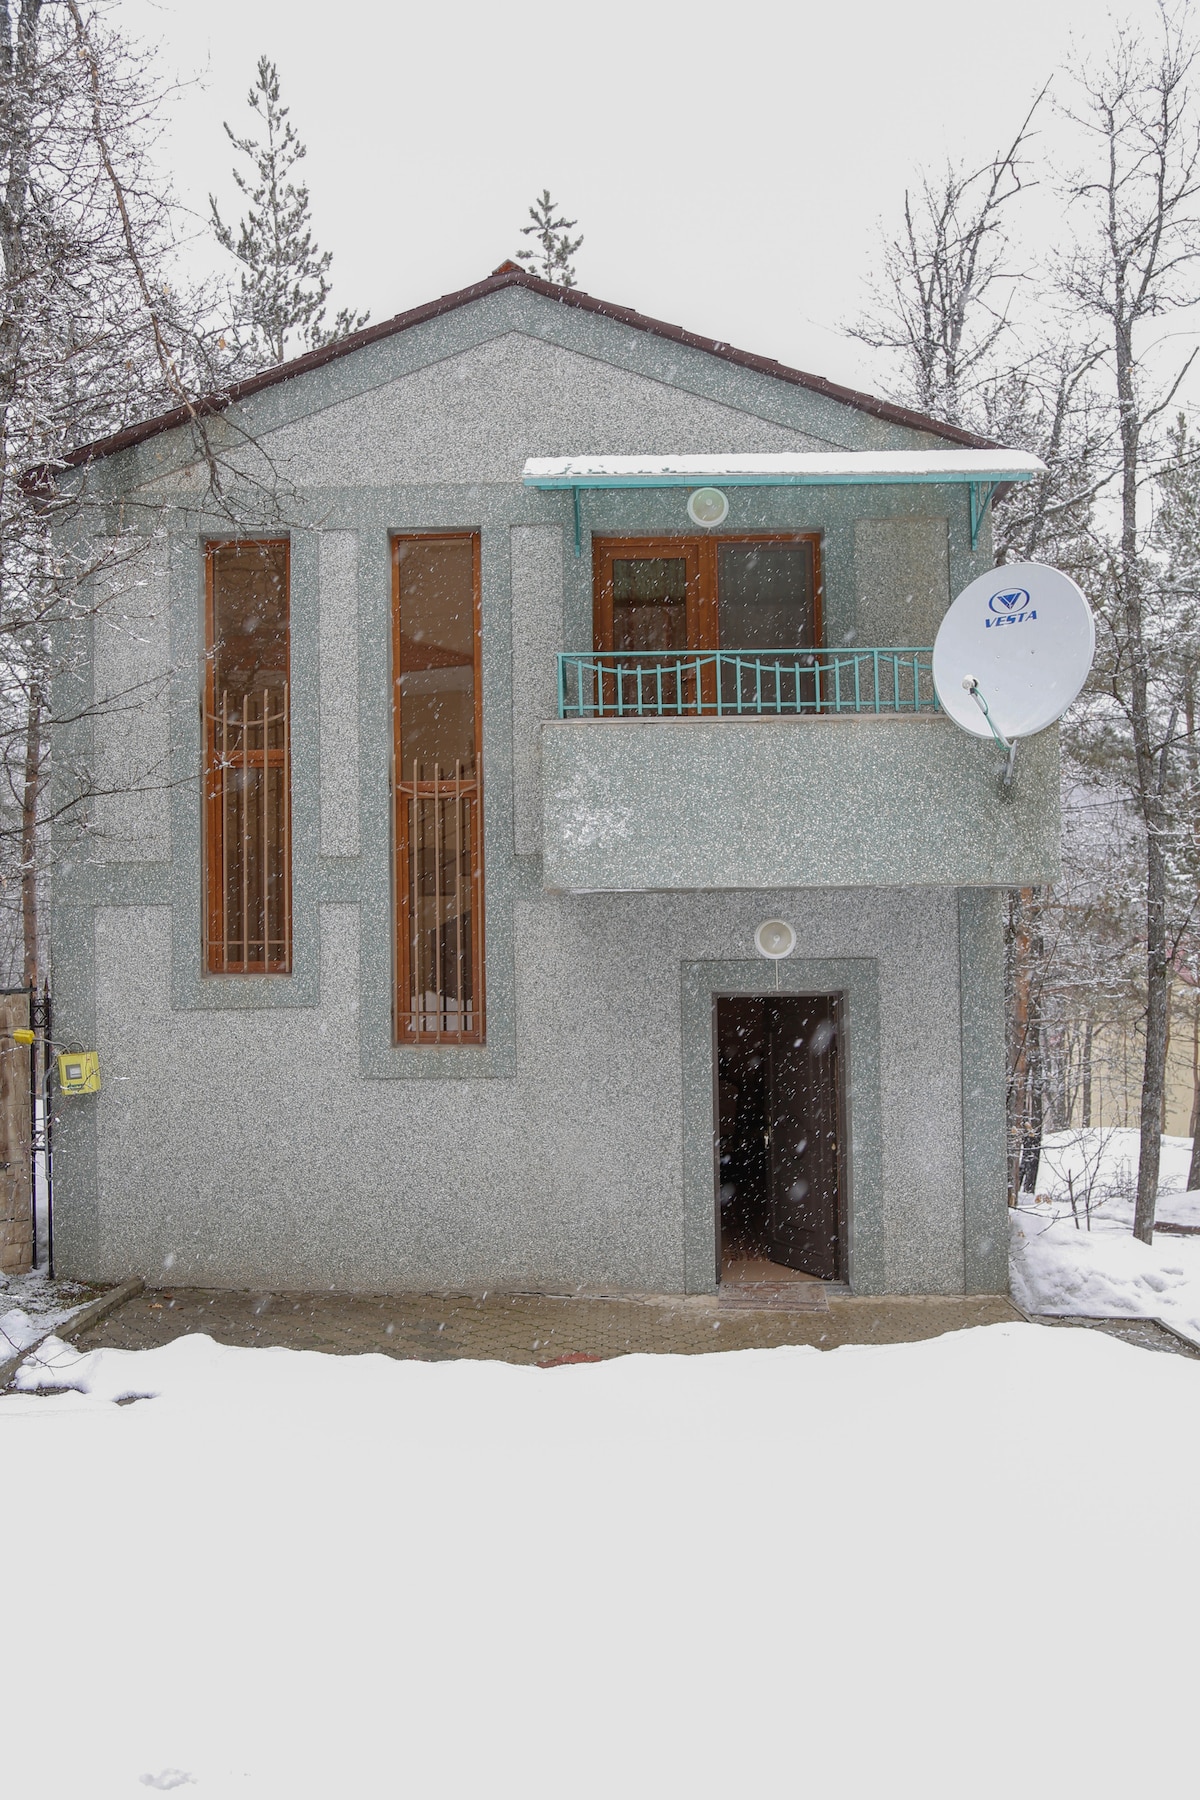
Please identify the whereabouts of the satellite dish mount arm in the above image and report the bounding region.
[962,677,1018,797]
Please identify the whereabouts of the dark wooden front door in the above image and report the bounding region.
[763,995,841,1279]
[716,993,843,1281]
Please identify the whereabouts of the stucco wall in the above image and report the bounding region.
[49,282,1014,1297]
[855,516,951,646]
[55,884,993,1296]
[90,540,172,861]
[541,714,1060,893]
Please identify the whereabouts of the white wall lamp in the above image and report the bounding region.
[754,919,796,960]
[686,486,729,527]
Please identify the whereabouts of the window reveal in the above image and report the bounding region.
[204,540,292,975]
[392,535,484,1044]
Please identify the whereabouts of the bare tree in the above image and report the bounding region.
[853,93,1115,1212]
[851,96,1044,427]
[1150,413,1200,1185]
[0,1,246,986]
[984,345,1111,575]
[1060,5,1200,1241]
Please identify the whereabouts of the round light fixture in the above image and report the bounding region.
[754,919,796,960]
[687,486,729,528]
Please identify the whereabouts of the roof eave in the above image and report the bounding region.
[43,268,997,480]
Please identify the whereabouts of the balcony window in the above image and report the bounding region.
[595,535,819,656]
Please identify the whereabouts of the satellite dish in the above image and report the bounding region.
[755,919,796,960]
[687,487,729,527]
[933,561,1095,744]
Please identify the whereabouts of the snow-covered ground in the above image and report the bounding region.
[4,1324,1199,1798]
[1012,1128,1200,1342]
[0,1269,90,1361]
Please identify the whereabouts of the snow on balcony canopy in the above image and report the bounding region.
[522,451,1046,487]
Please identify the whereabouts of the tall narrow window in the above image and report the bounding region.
[204,540,292,974]
[392,534,484,1044]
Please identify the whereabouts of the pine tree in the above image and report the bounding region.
[516,190,583,289]
[210,56,367,366]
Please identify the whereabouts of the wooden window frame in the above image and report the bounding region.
[592,532,824,653]
[203,539,293,976]
[391,532,486,1046]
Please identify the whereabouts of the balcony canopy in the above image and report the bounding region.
[521,450,1046,488]
[522,449,1046,552]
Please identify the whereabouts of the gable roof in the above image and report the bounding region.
[53,265,993,475]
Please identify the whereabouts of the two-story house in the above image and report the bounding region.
[47,265,1056,1298]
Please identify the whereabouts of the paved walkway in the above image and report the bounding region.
[75,1285,1030,1363]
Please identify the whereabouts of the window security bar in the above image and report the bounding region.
[556,648,941,720]
[206,686,292,973]
[394,760,480,1044]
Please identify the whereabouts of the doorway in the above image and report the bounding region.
[715,994,844,1284]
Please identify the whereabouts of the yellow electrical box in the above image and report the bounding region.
[58,1051,101,1094]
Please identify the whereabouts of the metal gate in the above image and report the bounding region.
[0,985,52,1277]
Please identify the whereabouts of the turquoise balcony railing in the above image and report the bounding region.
[556,648,940,720]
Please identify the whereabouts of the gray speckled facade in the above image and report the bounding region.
[542,715,1059,893]
[49,281,1031,1297]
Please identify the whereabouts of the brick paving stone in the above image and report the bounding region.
[72,1287,1026,1363]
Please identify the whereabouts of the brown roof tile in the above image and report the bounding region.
[49,267,993,476]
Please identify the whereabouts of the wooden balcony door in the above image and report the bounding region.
[593,535,821,713]
[592,539,709,712]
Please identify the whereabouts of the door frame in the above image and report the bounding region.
[714,990,849,1283]
[681,956,883,1295]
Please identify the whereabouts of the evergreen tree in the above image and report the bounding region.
[516,190,583,288]
[210,56,367,366]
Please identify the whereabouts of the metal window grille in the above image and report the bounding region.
[394,760,482,1043]
[206,686,292,973]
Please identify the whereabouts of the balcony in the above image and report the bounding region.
[540,648,1060,894]
[557,646,941,720]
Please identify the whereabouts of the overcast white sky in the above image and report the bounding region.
[121,0,1185,400]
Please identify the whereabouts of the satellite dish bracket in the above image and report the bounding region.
[963,676,1019,799]
[968,481,1001,551]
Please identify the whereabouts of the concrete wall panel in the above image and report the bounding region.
[319,531,360,858]
[542,715,1060,893]
[855,516,951,646]
[91,541,171,861]
[72,887,971,1296]
[510,524,563,856]
[255,334,818,490]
